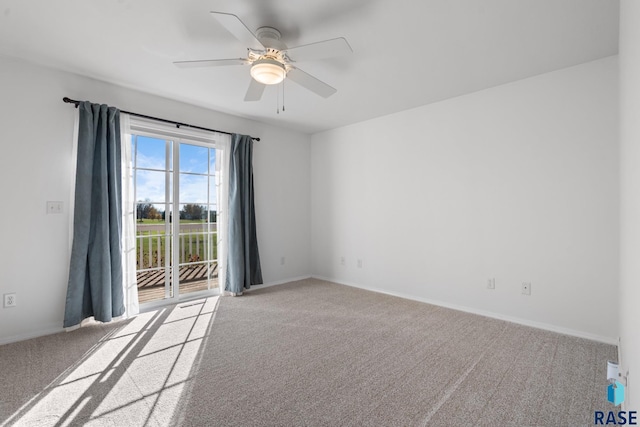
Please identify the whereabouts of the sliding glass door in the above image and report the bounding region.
[132,134,220,304]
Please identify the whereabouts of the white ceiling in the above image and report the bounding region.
[0,0,619,134]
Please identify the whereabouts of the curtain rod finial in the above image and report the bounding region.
[63,97,80,108]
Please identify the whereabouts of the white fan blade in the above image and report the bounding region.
[211,12,264,50]
[244,78,266,101]
[285,37,352,62]
[287,67,337,98]
[174,58,249,68]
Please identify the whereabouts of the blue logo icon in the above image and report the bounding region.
[608,381,625,407]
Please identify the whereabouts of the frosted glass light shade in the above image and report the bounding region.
[250,59,285,85]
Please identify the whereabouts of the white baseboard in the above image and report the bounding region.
[0,324,64,346]
[2,275,617,348]
[250,275,312,290]
[312,275,618,346]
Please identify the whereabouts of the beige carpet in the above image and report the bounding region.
[0,278,617,426]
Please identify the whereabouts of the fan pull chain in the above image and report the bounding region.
[276,67,286,114]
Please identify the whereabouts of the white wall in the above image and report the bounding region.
[0,56,311,344]
[311,57,619,343]
[619,0,640,410]
[0,52,622,349]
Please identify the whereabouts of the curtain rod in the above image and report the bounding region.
[62,97,260,142]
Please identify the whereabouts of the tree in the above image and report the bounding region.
[137,199,162,221]
[181,204,205,220]
[147,205,160,220]
[136,199,154,222]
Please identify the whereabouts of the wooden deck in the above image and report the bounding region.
[137,263,218,303]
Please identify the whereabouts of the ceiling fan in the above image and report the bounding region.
[174,12,352,101]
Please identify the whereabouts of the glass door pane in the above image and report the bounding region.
[133,135,173,304]
[177,142,218,296]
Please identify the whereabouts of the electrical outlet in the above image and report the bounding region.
[522,282,532,296]
[340,256,345,266]
[357,259,363,268]
[487,278,495,289]
[280,256,285,266]
[4,293,16,308]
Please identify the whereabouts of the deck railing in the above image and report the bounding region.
[135,223,218,271]
[135,222,219,302]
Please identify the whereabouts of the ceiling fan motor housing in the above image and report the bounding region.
[256,26,286,50]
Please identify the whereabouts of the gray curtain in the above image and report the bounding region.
[225,134,263,293]
[64,101,124,327]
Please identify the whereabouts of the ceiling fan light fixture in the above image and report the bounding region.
[250,58,285,85]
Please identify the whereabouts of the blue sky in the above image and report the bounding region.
[133,135,217,210]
